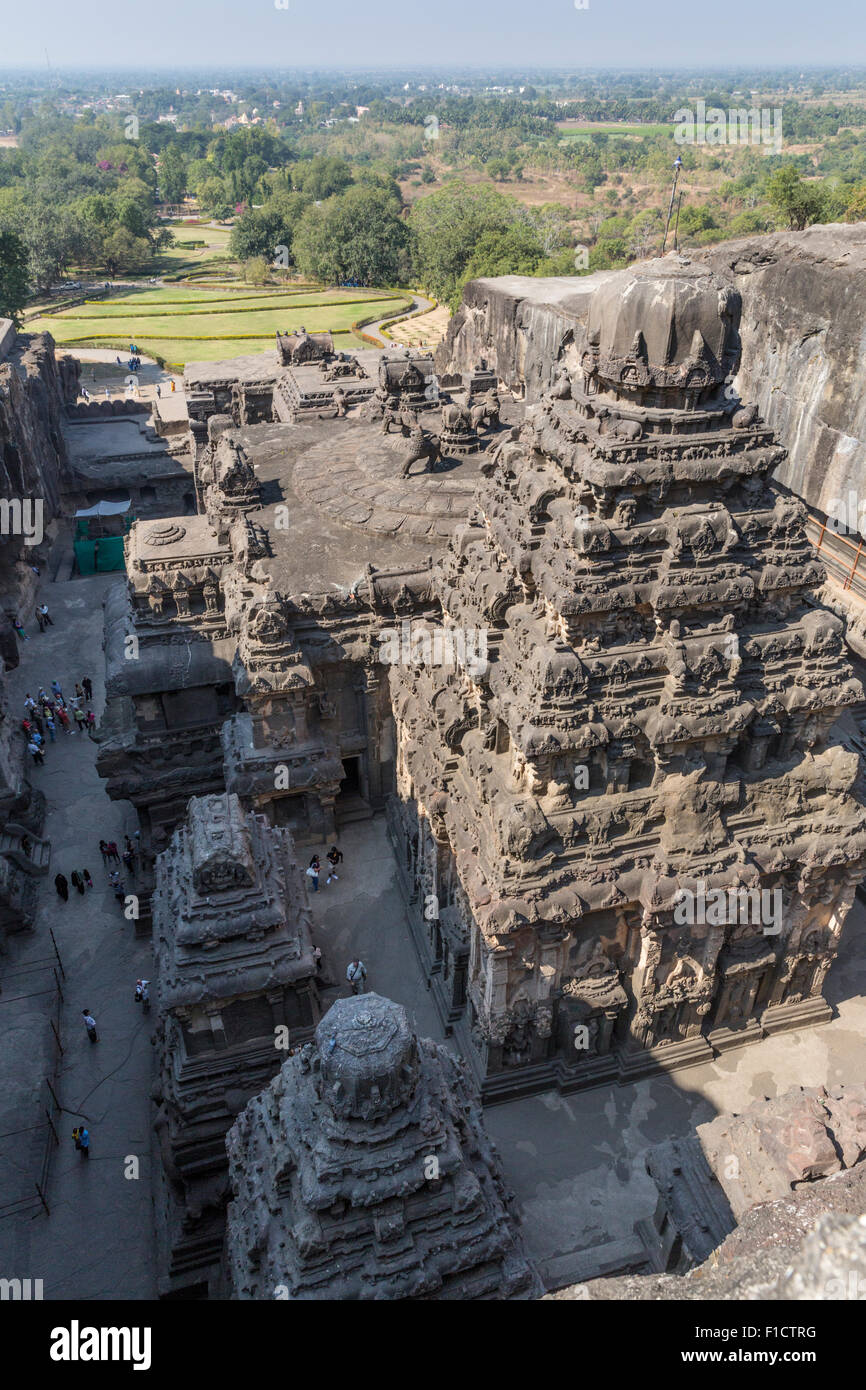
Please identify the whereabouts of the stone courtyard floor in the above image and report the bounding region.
[3,573,866,1298]
[0,572,156,1300]
[309,816,866,1289]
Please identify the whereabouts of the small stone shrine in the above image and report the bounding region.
[151,791,320,1297]
[222,993,541,1299]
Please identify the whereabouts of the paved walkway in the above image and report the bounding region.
[303,816,445,1045]
[0,573,156,1299]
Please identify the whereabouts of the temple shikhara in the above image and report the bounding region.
[391,260,866,1098]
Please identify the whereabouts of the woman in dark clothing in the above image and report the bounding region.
[55,874,69,902]
[70,871,85,895]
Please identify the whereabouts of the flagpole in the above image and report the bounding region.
[662,157,684,254]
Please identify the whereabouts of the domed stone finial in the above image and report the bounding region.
[583,257,741,394]
[316,993,420,1119]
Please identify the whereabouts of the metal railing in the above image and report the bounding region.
[806,512,866,602]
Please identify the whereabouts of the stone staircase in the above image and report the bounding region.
[0,822,51,875]
[334,793,373,827]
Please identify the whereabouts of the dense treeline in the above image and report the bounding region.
[1,69,866,323]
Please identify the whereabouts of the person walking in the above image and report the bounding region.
[107,841,120,863]
[31,711,44,738]
[82,1010,98,1043]
[56,706,70,734]
[73,706,86,733]
[51,681,63,702]
[21,717,32,740]
[74,683,84,704]
[72,1126,90,1159]
[346,958,367,995]
[70,871,85,896]
[38,603,53,628]
[36,607,46,632]
[45,716,57,743]
[28,740,44,767]
[85,709,96,731]
[82,676,93,704]
[12,617,27,641]
[99,839,110,866]
[24,694,36,714]
[122,848,135,877]
[326,846,343,884]
[83,868,93,890]
[55,873,69,902]
[307,855,320,892]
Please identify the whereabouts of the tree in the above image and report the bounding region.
[103,227,152,275]
[845,182,866,223]
[158,144,187,204]
[197,177,232,219]
[766,165,827,230]
[293,184,408,287]
[0,229,28,323]
[292,155,353,201]
[462,222,546,281]
[244,256,271,286]
[408,183,519,305]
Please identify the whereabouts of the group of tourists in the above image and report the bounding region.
[302,848,369,995]
[306,845,343,892]
[59,835,140,911]
[12,603,53,641]
[22,678,95,765]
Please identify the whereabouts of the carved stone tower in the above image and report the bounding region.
[152,791,320,1296]
[223,993,540,1299]
[389,256,866,1101]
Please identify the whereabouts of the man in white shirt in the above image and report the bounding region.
[346,959,367,995]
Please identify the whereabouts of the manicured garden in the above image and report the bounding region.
[28,284,411,368]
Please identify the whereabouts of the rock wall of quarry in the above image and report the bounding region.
[0,330,78,814]
[696,223,866,524]
[441,225,866,527]
[0,331,78,620]
[435,272,614,401]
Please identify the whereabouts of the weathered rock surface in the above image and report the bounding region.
[695,224,866,524]
[551,1169,866,1300]
[151,791,320,1297]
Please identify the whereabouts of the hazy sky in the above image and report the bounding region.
[0,0,863,71]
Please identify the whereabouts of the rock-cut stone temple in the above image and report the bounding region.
[389,256,866,1101]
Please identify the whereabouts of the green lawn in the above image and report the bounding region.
[29,285,410,368]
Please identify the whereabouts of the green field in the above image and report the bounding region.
[557,122,673,140]
[29,285,410,368]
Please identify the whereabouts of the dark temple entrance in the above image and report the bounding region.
[336,755,372,826]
